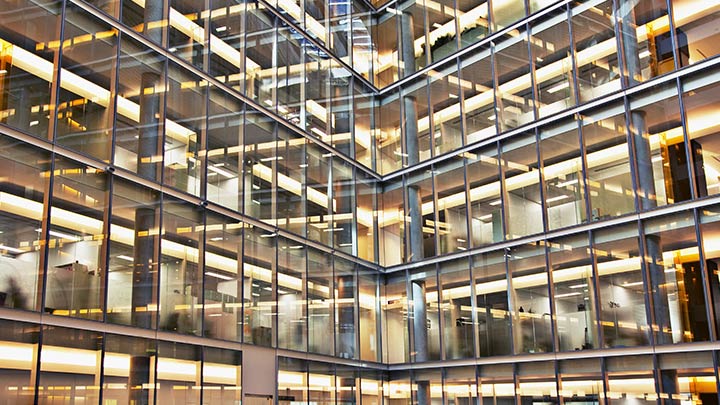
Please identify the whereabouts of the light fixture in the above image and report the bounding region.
[207,165,236,179]
[206,271,234,281]
[116,255,134,262]
[0,245,24,254]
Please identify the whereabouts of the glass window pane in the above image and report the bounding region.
[38,326,102,405]
[0,319,39,402]
[107,179,161,329]
[681,74,720,198]
[572,0,621,103]
[594,224,650,348]
[206,90,244,211]
[203,212,244,342]
[113,36,166,181]
[473,251,511,357]
[243,225,276,347]
[549,234,597,351]
[358,265,380,362]
[102,333,157,404]
[435,157,469,255]
[508,242,552,354]
[277,236,307,352]
[629,83,687,208]
[0,0,60,137]
[335,257,356,359]
[606,355,656,405]
[540,120,587,230]
[156,341,201,403]
[501,133,543,239]
[466,146,503,247]
[699,204,720,338]
[530,7,576,118]
[55,4,117,161]
[202,347,242,405]
[46,157,108,320]
[582,104,635,220]
[308,248,334,355]
[643,212,709,344]
[159,197,203,335]
[164,63,204,196]
[671,0,720,66]
[383,272,409,363]
[439,259,474,359]
[460,47,496,145]
[0,136,51,312]
[617,0,670,82]
[494,31,534,131]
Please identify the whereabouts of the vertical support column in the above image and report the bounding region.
[412,280,430,405]
[400,11,416,77]
[129,355,152,405]
[137,72,161,180]
[337,274,355,358]
[620,2,672,345]
[132,207,156,330]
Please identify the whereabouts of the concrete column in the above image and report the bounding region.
[7,85,31,132]
[646,234,672,345]
[137,72,161,180]
[129,355,151,405]
[411,280,428,362]
[400,11,416,77]
[143,0,164,44]
[336,275,355,359]
[132,207,156,330]
[621,3,671,345]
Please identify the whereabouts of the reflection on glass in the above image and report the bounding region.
[409,266,440,362]
[439,259,474,359]
[549,234,597,351]
[159,197,203,335]
[0,136,50,311]
[594,224,650,348]
[46,157,108,320]
[572,1,620,103]
[582,104,635,220]
[682,74,720,198]
[56,5,117,161]
[605,355,655,405]
[107,179,161,329]
[203,212,244,342]
[530,7,576,118]
[308,248,334,355]
[501,133,543,239]
[383,272,409,364]
[39,326,103,404]
[0,0,60,138]
[435,157,469,254]
[113,36,166,181]
[629,83,687,208]
[278,237,307,352]
[509,242,552,354]
[643,212,709,344]
[203,347,242,405]
[243,225,276,347]
[540,121,586,230]
[473,251,511,357]
[696,205,720,338]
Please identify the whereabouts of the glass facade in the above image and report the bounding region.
[1,0,720,402]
